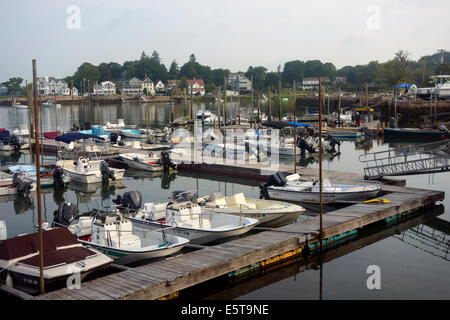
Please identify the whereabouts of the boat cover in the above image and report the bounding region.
[284,121,310,127]
[0,228,79,261]
[44,132,59,140]
[0,130,10,140]
[55,133,105,144]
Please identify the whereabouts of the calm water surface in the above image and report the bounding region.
[0,101,448,300]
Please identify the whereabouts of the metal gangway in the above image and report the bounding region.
[359,140,450,180]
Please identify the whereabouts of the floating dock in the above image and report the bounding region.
[29,164,444,300]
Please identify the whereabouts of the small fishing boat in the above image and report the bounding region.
[197,192,305,227]
[0,131,30,151]
[260,172,381,204]
[55,133,125,184]
[67,211,189,265]
[0,227,112,292]
[8,165,70,188]
[120,129,152,139]
[0,171,35,197]
[12,128,30,137]
[321,127,365,139]
[12,101,28,109]
[118,152,176,172]
[103,119,136,133]
[196,110,218,125]
[383,127,449,142]
[127,193,259,245]
[42,100,61,108]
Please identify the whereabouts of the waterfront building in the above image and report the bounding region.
[227,73,252,93]
[167,80,180,95]
[37,76,74,96]
[0,85,7,96]
[142,76,155,95]
[93,81,116,96]
[154,80,166,95]
[301,77,330,90]
[121,77,143,96]
[187,79,206,96]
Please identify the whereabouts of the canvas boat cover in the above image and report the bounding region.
[55,133,105,144]
[44,132,59,140]
[0,228,79,261]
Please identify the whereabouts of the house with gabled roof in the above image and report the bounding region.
[187,78,205,96]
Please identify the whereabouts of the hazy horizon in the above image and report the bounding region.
[1,0,449,83]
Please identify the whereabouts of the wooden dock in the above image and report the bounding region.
[30,176,444,300]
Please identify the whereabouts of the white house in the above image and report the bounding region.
[227,73,252,93]
[93,81,116,96]
[301,77,330,90]
[187,79,205,96]
[154,80,166,93]
[121,77,143,96]
[38,76,71,96]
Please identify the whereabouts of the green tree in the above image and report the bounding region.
[282,60,304,86]
[245,66,267,90]
[169,60,180,79]
[71,63,100,92]
[265,72,281,89]
[151,50,160,63]
[1,77,23,94]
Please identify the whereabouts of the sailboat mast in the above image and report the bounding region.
[318,77,323,245]
[32,59,45,295]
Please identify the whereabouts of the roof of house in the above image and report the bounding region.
[187,79,205,87]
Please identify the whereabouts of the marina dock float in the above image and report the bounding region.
[30,175,444,300]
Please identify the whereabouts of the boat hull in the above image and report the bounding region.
[130,217,257,245]
[383,128,446,142]
[267,187,380,204]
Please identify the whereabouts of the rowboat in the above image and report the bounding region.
[118,152,164,172]
[321,127,365,139]
[120,129,152,139]
[261,172,381,204]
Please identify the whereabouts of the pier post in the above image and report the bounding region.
[32,59,45,295]
[268,86,272,121]
[251,75,254,128]
[293,80,297,172]
[318,77,323,246]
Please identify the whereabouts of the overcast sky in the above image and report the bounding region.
[1,0,449,83]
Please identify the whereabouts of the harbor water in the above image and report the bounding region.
[0,101,449,300]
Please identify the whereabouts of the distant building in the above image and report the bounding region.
[142,76,155,95]
[154,80,166,94]
[227,73,252,93]
[187,79,205,96]
[166,80,180,95]
[301,77,330,90]
[93,81,116,96]
[38,76,73,96]
[121,77,143,96]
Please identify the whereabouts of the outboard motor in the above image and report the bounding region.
[113,191,142,213]
[110,133,119,144]
[53,202,79,227]
[160,151,177,172]
[324,134,341,149]
[100,160,116,183]
[259,172,287,199]
[296,137,316,154]
[52,166,65,186]
[9,135,20,151]
[12,172,33,196]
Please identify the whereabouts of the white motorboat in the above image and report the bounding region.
[432,75,450,100]
[55,133,125,184]
[8,165,70,188]
[12,128,30,137]
[0,131,30,151]
[196,110,218,125]
[68,213,189,265]
[0,171,35,197]
[130,200,259,244]
[0,227,112,292]
[261,172,381,204]
[56,158,125,184]
[120,129,152,139]
[197,192,305,227]
[118,152,167,172]
[104,119,136,133]
[42,100,61,108]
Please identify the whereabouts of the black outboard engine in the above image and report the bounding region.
[9,135,20,151]
[296,137,316,154]
[52,166,65,186]
[113,191,142,213]
[324,134,341,149]
[100,160,115,182]
[160,151,176,172]
[259,172,287,199]
[53,202,79,227]
[110,133,119,144]
[12,172,33,196]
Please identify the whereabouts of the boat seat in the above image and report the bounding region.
[76,217,93,237]
[103,221,141,249]
[225,193,247,207]
[205,197,227,208]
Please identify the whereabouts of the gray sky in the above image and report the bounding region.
[1,0,449,83]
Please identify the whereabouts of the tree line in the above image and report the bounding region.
[2,49,449,96]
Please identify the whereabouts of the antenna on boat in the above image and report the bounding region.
[32,59,45,295]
